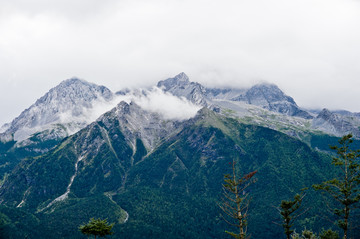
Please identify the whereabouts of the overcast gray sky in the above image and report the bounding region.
[1,0,360,126]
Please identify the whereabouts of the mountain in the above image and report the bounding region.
[0,78,117,186]
[0,78,115,145]
[157,72,208,106]
[1,72,358,157]
[0,101,182,210]
[0,78,114,148]
[3,72,360,152]
[157,73,360,141]
[2,73,360,238]
[158,73,313,119]
[231,83,313,119]
[0,101,339,238]
[312,108,360,138]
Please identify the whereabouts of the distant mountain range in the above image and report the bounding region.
[1,73,360,238]
[2,72,359,152]
[158,72,313,119]
[158,72,360,139]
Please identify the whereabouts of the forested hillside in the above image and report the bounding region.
[1,106,355,238]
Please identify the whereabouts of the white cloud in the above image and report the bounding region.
[133,87,202,120]
[1,0,360,125]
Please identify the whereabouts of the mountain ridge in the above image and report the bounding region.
[158,73,360,139]
[1,73,360,184]
[0,77,116,151]
[2,72,360,148]
[0,100,338,238]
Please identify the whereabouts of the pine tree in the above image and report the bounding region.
[274,192,307,239]
[219,160,257,239]
[313,134,360,239]
[79,218,114,239]
[319,229,339,239]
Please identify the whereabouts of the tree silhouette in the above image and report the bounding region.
[313,134,360,239]
[274,192,307,239]
[219,160,257,239]
[79,218,114,239]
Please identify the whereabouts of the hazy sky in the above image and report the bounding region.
[1,0,360,126]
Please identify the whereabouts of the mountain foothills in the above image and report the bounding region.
[0,73,360,238]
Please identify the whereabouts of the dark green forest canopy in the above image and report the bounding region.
[0,110,358,238]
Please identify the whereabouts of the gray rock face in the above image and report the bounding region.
[238,83,294,105]
[157,72,208,106]
[0,78,115,147]
[332,110,360,119]
[229,83,312,119]
[4,71,360,157]
[99,101,181,151]
[158,73,312,119]
[206,88,246,101]
[312,108,360,137]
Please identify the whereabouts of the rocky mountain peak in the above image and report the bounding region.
[316,108,333,120]
[117,101,131,114]
[157,72,190,91]
[229,83,313,119]
[41,77,113,105]
[0,78,115,144]
[157,73,207,105]
[99,101,182,151]
[158,73,312,119]
[312,108,360,137]
[59,77,83,86]
[244,83,296,106]
[174,72,189,82]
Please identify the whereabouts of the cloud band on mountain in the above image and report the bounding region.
[132,87,202,121]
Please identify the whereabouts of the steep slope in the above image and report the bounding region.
[157,72,208,105]
[100,101,181,151]
[157,73,360,139]
[2,72,360,238]
[0,78,114,146]
[118,109,333,238]
[158,73,312,119]
[312,108,360,137]
[0,101,181,211]
[0,78,116,181]
[156,73,322,143]
[0,106,336,238]
[231,83,313,119]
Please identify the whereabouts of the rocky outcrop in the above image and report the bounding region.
[0,78,115,151]
[158,74,312,119]
[312,108,360,137]
[99,101,182,151]
[157,72,208,106]
[226,83,313,119]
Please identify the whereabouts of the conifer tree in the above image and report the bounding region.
[219,160,257,239]
[79,218,114,239]
[274,193,307,239]
[313,134,360,239]
[319,229,339,239]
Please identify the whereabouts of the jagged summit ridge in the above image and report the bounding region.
[157,72,207,105]
[99,101,182,151]
[34,77,113,112]
[157,73,312,119]
[0,77,115,144]
[157,72,190,91]
[3,71,360,152]
[312,108,360,137]
[235,83,312,119]
[238,83,296,105]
